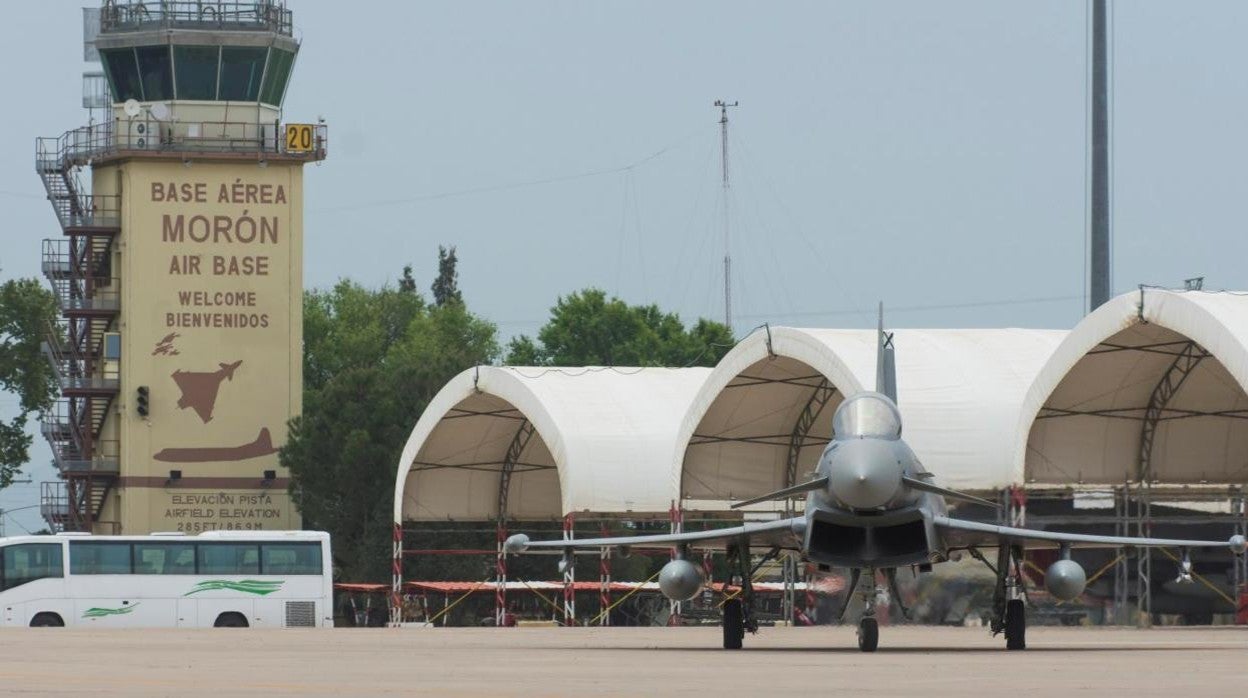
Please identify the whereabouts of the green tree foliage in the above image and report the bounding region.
[505,288,734,367]
[283,262,499,582]
[398,265,417,294]
[431,245,462,307]
[0,277,58,489]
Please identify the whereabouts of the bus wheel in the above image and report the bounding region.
[30,613,64,627]
[214,612,249,628]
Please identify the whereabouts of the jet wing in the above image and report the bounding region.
[505,517,805,554]
[933,515,1248,553]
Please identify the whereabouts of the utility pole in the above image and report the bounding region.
[715,99,738,328]
[1089,0,1110,312]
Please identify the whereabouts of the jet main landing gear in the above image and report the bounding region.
[722,542,759,650]
[723,598,744,650]
[979,544,1027,651]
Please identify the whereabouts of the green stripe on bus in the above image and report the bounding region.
[184,579,284,596]
[83,603,139,618]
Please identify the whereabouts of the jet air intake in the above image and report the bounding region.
[658,559,704,602]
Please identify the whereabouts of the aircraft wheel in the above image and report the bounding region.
[1004,599,1025,650]
[722,599,744,650]
[857,617,878,652]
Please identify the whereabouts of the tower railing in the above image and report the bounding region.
[36,131,121,231]
[39,117,327,168]
[41,239,120,315]
[100,0,294,36]
[41,327,119,394]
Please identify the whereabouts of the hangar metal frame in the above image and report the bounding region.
[1019,290,1248,624]
[392,292,1248,627]
[391,366,714,627]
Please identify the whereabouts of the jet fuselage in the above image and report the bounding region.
[798,392,950,568]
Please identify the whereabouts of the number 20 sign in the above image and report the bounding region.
[285,124,315,153]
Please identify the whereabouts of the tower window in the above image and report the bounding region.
[219,47,267,101]
[101,48,143,102]
[135,46,173,101]
[260,48,295,106]
[174,46,220,100]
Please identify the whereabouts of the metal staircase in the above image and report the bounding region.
[35,130,121,534]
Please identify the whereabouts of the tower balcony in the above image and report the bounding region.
[41,334,119,398]
[42,240,120,318]
[98,1,293,36]
[41,407,120,475]
[99,1,294,37]
[38,117,327,169]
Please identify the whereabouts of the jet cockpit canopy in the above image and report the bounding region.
[832,392,902,440]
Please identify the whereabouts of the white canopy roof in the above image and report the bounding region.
[1015,289,1248,485]
[394,291,1248,524]
[393,366,711,522]
[676,326,1067,503]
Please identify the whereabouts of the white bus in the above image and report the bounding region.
[0,530,332,628]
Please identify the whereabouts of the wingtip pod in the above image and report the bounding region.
[1230,534,1247,555]
[503,534,530,554]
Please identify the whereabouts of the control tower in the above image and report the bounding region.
[37,1,326,534]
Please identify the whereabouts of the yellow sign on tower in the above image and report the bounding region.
[285,124,315,153]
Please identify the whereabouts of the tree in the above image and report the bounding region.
[431,245,462,307]
[0,277,58,489]
[282,259,498,582]
[398,265,417,294]
[505,288,735,367]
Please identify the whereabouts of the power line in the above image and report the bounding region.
[0,190,42,200]
[489,294,1085,327]
[314,125,709,213]
[734,295,1085,322]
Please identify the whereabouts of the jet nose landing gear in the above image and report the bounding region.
[857,617,879,652]
[854,567,882,652]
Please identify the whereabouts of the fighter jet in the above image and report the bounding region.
[505,307,1248,651]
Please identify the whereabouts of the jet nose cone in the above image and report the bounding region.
[827,440,903,510]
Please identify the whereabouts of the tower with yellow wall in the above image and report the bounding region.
[37,1,325,534]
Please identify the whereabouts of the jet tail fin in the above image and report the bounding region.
[876,302,897,403]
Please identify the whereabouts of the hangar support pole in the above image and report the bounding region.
[668,503,684,625]
[496,420,536,627]
[1113,485,1130,625]
[1135,340,1207,627]
[599,522,611,626]
[782,379,836,622]
[1235,491,1247,623]
[495,523,507,626]
[1134,487,1152,627]
[563,513,576,625]
[390,522,403,626]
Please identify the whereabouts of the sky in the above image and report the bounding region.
[2,1,1247,533]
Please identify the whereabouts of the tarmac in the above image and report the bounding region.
[0,625,1244,696]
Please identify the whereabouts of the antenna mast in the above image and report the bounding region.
[715,99,738,328]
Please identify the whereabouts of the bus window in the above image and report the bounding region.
[134,542,196,574]
[2,544,64,590]
[260,542,322,575]
[198,543,259,575]
[70,541,133,574]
